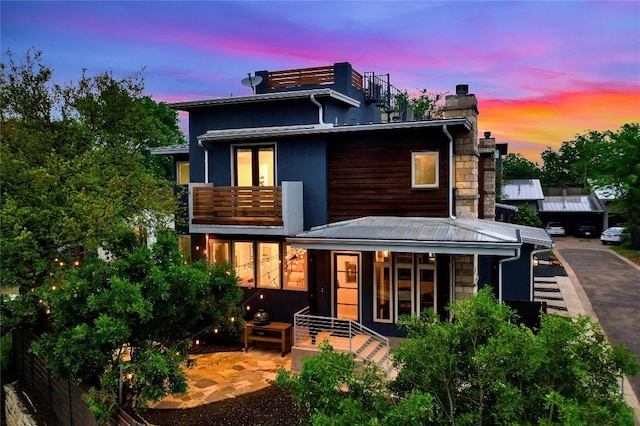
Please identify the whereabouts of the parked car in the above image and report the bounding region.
[576,222,597,238]
[600,226,630,245]
[545,222,565,237]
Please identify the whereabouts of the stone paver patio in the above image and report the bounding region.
[150,348,291,409]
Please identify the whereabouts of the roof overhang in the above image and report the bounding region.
[287,216,552,255]
[198,118,472,143]
[168,88,360,110]
[149,143,189,155]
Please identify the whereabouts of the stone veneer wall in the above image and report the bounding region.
[479,133,497,220]
[444,88,481,300]
[4,383,37,426]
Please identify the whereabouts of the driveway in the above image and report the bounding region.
[553,237,640,407]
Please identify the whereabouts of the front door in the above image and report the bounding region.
[334,253,360,321]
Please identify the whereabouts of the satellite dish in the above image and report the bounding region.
[241,73,263,94]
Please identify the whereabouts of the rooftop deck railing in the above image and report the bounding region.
[267,65,364,92]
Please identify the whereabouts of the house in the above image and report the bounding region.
[152,62,552,367]
[501,179,544,213]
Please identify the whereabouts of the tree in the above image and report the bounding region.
[280,289,639,425]
[581,124,640,248]
[540,134,599,188]
[27,232,245,412]
[512,204,542,228]
[0,49,185,292]
[502,153,541,180]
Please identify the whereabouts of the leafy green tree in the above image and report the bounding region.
[26,233,244,412]
[582,124,640,248]
[0,48,184,293]
[277,340,435,425]
[280,289,639,425]
[512,204,543,228]
[540,133,599,188]
[502,153,541,180]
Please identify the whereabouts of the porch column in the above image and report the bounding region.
[453,254,478,300]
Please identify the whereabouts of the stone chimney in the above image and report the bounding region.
[444,85,481,301]
[479,131,497,220]
[444,85,479,219]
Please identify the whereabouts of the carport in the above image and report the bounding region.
[538,195,604,236]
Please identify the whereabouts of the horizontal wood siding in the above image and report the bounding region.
[268,66,334,88]
[328,131,450,222]
[193,186,283,226]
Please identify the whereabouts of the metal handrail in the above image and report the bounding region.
[293,306,392,376]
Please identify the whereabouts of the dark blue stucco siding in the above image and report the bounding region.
[277,137,328,229]
[502,244,535,301]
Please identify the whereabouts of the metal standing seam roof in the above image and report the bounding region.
[501,179,544,201]
[539,196,604,212]
[197,118,472,143]
[288,216,552,254]
[166,88,361,110]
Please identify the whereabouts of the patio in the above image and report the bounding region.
[149,348,291,409]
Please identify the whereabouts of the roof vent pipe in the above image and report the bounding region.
[443,124,455,219]
[310,94,324,125]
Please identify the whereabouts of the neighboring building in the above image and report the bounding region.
[153,62,552,344]
[538,188,605,236]
[501,179,544,213]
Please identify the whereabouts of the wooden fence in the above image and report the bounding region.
[12,328,144,426]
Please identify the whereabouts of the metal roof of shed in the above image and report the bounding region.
[288,216,552,255]
[539,195,603,212]
[502,179,544,201]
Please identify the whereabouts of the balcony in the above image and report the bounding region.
[189,181,303,236]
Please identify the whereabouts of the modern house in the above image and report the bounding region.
[153,62,552,369]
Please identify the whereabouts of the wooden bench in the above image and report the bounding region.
[244,321,292,357]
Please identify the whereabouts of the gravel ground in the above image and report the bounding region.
[140,385,301,426]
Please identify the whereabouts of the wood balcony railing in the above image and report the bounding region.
[192,186,283,226]
[267,65,363,92]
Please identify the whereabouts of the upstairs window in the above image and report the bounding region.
[177,162,190,184]
[234,145,275,186]
[411,152,439,188]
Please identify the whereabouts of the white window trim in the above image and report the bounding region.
[411,151,439,188]
[395,256,414,322]
[373,258,393,324]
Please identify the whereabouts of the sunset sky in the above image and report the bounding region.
[2,1,639,163]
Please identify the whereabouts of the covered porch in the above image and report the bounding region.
[288,216,553,338]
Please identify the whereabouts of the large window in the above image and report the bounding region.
[283,244,307,291]
[234,145,275,186]
[411,152,439,188]
[418,253,436,314]
[396,253,414,318]
[234,241,254,287]
[208,240,229,266]
[257,242,280,288]
[178,236,191,264]
[374,251,392,323]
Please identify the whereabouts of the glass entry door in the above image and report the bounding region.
[334,253,359,321]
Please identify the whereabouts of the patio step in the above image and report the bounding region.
[354,337,391,373]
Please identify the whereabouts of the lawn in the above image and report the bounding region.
[611,242,640,266]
